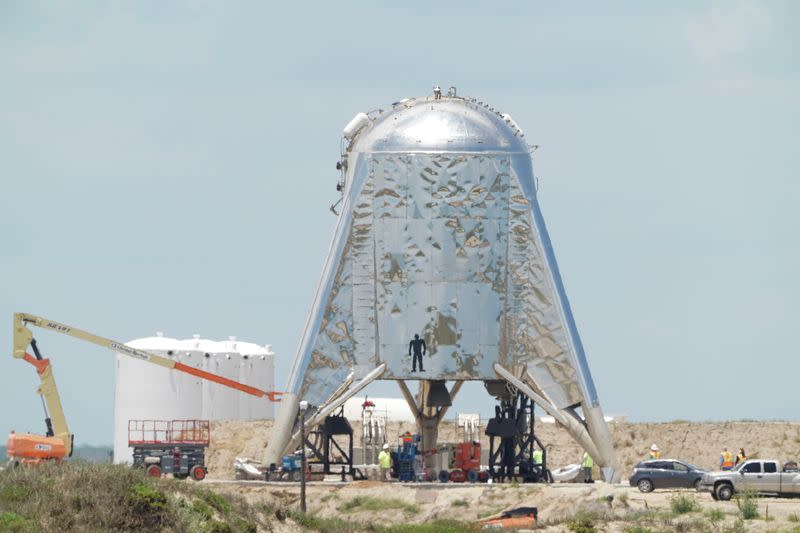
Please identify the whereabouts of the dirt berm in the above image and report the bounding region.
[207,419,800,480]
[202,419,800,531]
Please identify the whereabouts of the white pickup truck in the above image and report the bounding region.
[698,459,800,500]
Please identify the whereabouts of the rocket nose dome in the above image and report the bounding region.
[350,97,529,154]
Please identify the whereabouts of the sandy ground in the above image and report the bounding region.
[202,419,800,530]
[208,480,800,532]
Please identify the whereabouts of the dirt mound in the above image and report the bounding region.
[203,418,800,480]
[351,419,800,474]
[206,419,273,479]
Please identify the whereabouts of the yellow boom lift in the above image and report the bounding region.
[8,312,282,464]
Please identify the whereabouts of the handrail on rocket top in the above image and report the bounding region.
[13,312,284,402]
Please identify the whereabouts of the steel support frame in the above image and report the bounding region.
[493,363,620,483]
[265,364,387,464]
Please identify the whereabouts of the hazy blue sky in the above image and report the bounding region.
[1,1,797,445]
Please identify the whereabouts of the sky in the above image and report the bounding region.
[1,1,798,446]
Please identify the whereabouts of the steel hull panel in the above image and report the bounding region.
[291,150,593,410]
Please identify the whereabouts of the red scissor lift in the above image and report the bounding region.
[128,420,210,481]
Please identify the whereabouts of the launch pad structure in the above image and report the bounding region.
[265,87,621,482]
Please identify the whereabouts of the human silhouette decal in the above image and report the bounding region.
[409,333,426,372]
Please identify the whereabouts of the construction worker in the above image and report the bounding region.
[649,444,660,460]
[378,443,391,481]
[409,334,426,372]
[582,451,593,483]
[720,447,734,470]
[532,448,543,465]
[735,448,747,466]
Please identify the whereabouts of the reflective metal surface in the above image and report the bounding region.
[351,98,528,154]
[288,95,598,413]
[266,91,621,479]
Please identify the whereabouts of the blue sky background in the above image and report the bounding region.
[1,1,798,445]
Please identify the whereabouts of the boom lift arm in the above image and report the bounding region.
[12,312,283,460]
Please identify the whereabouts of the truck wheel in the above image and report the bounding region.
[146,465,162,478]
[716,484,733,501]
[467,469,479,483]
[190,465,207,481]
[637,479,654,493]
[711,491,719,501]
[438,470,449,483]
[291,470,302,482]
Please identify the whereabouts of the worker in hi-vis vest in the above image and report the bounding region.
[735,448,747,466]
[532,449,543,465]
[720,447,734,470]
[582,451,593,482]
[378,443,392,481]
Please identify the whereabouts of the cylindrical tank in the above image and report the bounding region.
[200,342,238,421]
[232,340,274,420]
[113,333,275,464]
[172,337,205,420]
[113,334,181,464]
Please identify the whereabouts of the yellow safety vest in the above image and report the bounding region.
[378,450,391,469]
[721,451,733,468]
[582,453,593,468]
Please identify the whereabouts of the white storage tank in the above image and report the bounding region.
[200,342,239,421]
[233,339,274,420]
[113,333,183,465]
[113,333,275,464]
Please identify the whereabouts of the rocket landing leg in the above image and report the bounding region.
[494,364,620,483]
[264,364,386,466]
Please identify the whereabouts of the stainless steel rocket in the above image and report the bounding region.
[265,87,620,481]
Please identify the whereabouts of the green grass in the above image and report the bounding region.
[0,512,34,533]
[191,499,214,521]
[736,491,758,520]
[668,493,700,514]
[338,496,419,514]
[0,484,29,503]
[382,521,477,533]
[789,513,800,522]
[451,498,469,507]
[567,516,597,533]
[289,510,473,533]
[705,508,725,522]
[127,481,168,512]
[564,508,608,533]
[0,462,263,533]
[200,489,232,515]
